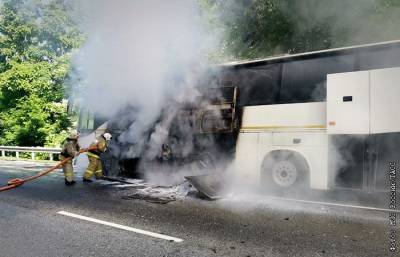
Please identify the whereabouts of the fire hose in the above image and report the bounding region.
[0,146,97,192]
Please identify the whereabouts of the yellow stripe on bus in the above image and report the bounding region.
[240,125,326,131]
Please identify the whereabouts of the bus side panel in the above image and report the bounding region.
[370,67,400,134]
[256,131,329,190]
[271,131,328,190]
[303,145,328,190]
[233,132,261,182]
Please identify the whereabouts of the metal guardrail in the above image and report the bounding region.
[0,146,61,161]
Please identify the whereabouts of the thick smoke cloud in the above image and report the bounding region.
[72,0,217,143]
[69,0,223,182]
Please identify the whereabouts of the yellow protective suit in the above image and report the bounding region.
[59,139,80,182]
[83,136,108,180]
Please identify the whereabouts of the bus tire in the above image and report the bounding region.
[260,150,309,193]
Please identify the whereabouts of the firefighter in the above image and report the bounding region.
[83,132,112,183]
[60,131,80,186]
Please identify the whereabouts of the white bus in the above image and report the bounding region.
[80,40,400,193]
[222,40,400,193]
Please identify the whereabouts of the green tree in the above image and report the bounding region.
[200,0,400,60]
[0,0,84,146]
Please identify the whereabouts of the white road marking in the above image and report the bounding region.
[57,211,183,242]
[266,196,400,213]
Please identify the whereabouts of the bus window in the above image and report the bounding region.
[226,64,281,107]
[79,110,95,131]
[279,55,355,103]
[358,48,400,70]
[88,115,94,130]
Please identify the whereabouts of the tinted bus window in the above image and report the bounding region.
[358,48,400,70]
[279,55,355,103]
[225,64,281,107]
[94,116,108,130]
[78,110,94,131]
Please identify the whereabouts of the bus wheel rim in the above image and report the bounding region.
[272,161,297,187]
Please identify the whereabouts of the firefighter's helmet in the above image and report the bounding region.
[103,132,112,141]
[69,131,79,140]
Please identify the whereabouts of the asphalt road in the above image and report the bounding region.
[0,160,397,257]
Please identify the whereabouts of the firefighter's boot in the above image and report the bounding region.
[65,179,76,186]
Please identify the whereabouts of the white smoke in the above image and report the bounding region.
[72,0,218,145]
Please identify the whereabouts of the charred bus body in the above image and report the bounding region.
[95,86,239,179]
[79,40,400,193]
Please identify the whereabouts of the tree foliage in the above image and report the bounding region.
[200,0,400,60]
[0,0,84,146]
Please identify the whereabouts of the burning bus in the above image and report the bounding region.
[79,40,400,194]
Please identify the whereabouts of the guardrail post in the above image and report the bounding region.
[0,146,61,161]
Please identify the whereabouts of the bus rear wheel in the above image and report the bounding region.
[272,160,298,187]
[261,151,309,193]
